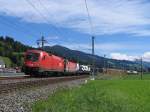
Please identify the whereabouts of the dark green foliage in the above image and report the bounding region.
[0,56,12,67]
[0,36,31,67]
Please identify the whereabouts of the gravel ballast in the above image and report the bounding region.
[0,78,88,112]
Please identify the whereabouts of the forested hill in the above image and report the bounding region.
[0,36,31,67]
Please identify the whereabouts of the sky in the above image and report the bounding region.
[0,0,150,61]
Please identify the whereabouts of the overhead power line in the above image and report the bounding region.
[29,0,74,47]
[37,0,50,14]
[37,0,73,44]
[37,0,63,38]
[25,0,62,36]
[84,0,94,36]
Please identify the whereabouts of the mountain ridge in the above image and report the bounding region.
[43,45,150,71]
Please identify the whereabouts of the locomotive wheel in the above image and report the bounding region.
[56,72,62,77]
[44,72,49,77]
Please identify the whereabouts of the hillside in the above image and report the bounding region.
[43,45,150,71]
[0,36,32,67]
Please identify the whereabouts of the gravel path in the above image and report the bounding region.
[0,78,88,112]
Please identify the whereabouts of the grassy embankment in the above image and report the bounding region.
[0,56,12,67]
[32,74,150,112]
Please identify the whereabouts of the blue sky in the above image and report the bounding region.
[0,0,150,61]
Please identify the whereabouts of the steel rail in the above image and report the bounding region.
[0,75,88,95]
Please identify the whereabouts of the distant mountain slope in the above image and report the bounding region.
[43,45,150,71]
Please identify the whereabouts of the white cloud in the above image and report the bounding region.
[1,0,150,36]
[143,52,150,62]
[110,53,139,61]
[110,52,150,62]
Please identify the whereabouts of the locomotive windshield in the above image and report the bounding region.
[26,52,40,62]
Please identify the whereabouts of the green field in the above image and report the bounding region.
[32,74,150,112]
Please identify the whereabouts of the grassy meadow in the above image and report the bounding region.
[32,74,150,112]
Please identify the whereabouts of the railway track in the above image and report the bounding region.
[0,75,88,95]
[0,75,29,80]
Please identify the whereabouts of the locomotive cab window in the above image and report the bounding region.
[26,52,40,62]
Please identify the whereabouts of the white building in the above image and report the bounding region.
[0,60,5,68]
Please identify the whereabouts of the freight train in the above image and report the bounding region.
[23,50,91,76]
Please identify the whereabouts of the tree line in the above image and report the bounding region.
[0,36,31,67]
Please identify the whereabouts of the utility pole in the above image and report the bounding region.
[123,60,126,74]
[84,0,95,80]
[41,36,44,49]
[37,36,47,49]
[92,36,95,80]
[140,57,143,80]
[105,55,108,74]
[103,54,106,74]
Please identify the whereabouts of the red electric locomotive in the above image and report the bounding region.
[23,50,78,76]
